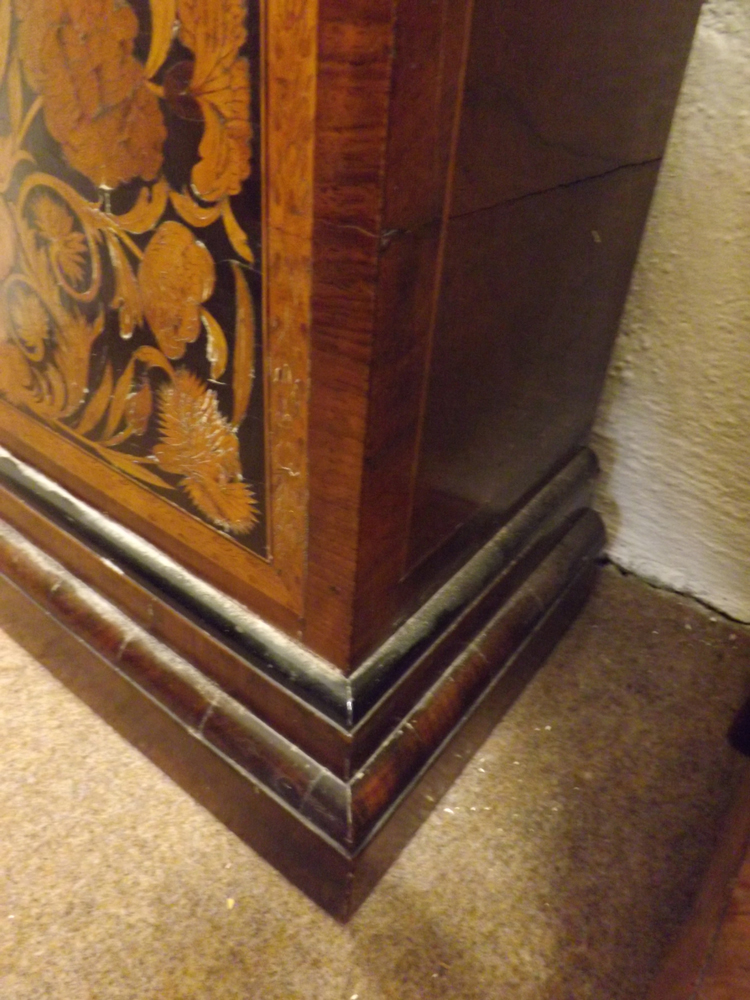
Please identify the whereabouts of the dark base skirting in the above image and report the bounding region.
[0,449,604,920]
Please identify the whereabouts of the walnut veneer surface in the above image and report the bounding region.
[0,0,703,670]
[0,0,704,912]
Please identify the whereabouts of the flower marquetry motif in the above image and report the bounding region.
[0,0,262,538]
[175,0,252,203]
[17,0,167,189]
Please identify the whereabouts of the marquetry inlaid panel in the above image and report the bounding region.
[0,0,315,614]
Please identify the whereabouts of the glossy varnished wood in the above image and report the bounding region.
[410,162,661,568]
[0,0,316,622]
[0,476,350,772]
[405,0,702,576]
[304,0,703,668]
[0,575,356,918]
[348,0,475,662]
[263,0,317,606]
[0,0,704,917]
[0,0,704,673]
[0,443,595,776]
[0,401,298,619]
[304,0,476,667]
[0,496,601,918]
[303,0,395,666]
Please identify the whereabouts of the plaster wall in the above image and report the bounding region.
[592,0,750,622]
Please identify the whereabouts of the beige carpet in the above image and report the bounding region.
[0,564,749,1000]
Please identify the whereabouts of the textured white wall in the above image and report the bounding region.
[592,0,750,621]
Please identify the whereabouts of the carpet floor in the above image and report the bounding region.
[1,564,749,1000]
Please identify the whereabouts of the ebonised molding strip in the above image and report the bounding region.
[0,445,597,726]
[0,505,603,851]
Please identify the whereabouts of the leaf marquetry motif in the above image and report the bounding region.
[154,369,257,533]
[231,261,255,427]
[108,181,170,236]
[221,198,254,263]
[170,188,223,228]
[200,307,229,382]
[0,0,265,542]
[176,0,252,204]
[105,232,143,341]
[75,362,114,436]
[144,0,177,79]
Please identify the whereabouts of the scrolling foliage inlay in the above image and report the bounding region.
[0,0,266,548]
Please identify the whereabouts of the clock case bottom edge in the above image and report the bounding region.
[0,454,603,919]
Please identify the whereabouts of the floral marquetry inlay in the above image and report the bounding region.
[0,0,267,548]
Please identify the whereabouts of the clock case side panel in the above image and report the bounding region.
[407,0,704,576]
[338,0,704,668]
[305,0,477,671]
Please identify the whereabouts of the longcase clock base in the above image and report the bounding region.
[0,449,603,920]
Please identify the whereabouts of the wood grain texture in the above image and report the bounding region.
[264,0,317,605]
[399,0,702,607]
[347,554,597,917]
[349,0,475,663]
[304,0,476,666]
[347,449,597,771]
[0,0,316,618]
[0,572,356,920]
[306,0,702,668]
[303,0,395,666]
[0,0,705,920]
[0,440,596,763]
[0,0,704,677]
[0,515,350,843]
[0,495,602,918]
[0,398,300,612]
[0,476,355,775]
[349,510,603,842]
